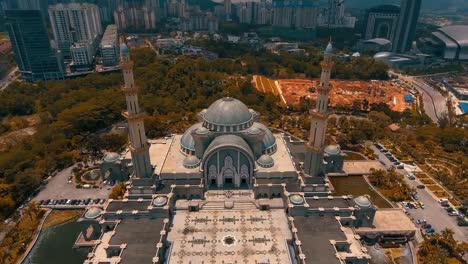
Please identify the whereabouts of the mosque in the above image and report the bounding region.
[75,41,416,264]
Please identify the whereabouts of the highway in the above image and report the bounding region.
[392,71,447,123]
[370,145,467,243]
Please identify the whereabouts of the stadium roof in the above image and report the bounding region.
[437,25,468,47]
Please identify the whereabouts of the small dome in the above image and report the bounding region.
[354,196,372,208]
[203,97,253,128]
[250,123,276,152]
[196,127,209,135]
[257,154,274,168]
[183,155,200,168]
[180,123,203,152]
[120,43,129,56]
[289,194,304,205]
[324,145,341,155]
[325,42,333,53]
[103,152,120,163]
[246,126,262,135]
[152,196,168,207]
[352,52,361,57]
[85,207,102,219]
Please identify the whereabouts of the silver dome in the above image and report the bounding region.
[354,196,372,208]
[324,145,341,155]
[203,97,253,128]
[257,154,274,168]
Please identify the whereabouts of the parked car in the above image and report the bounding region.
[396,164,404,169]
[417,185,425,189]
[448,210,459,216]
[425,228,435,234]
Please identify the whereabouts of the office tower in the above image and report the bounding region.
[272,0,319,28]
[49,3,102,57]
[328,0,345,25]
[5,10,64,82]
[364,5,400,40]
[224,0,231,20]
[100,25,119,67]
[392,0,421,53]
[253,0,271,25]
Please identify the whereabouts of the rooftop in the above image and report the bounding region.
[293,216,346,264]
[101,24,118,46]
[109,218,165,263]
[105,199,152,212]
[355,209,417,234]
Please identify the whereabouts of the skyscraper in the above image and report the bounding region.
[303,41,334,181]
[392,0,421,53]
[49,3,102,57]
[5,10,64,82]
[328,0,345,25]
[120,43,153,179]
[272,0,319,28]
[224,0,231,20]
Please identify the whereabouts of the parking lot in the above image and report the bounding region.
[33,165,111,206]
[370,143,467,243]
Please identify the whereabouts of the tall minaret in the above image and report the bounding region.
[303,41,334,180]
[120,42,153,178]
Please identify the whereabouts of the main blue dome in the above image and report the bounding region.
[202,97,253,131]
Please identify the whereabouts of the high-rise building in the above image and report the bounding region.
[49,3,102,57]
[100,25,119,67]
[120,43,153,179]
[236,2,254,24]
[5,10,64,82]
[364,5,400,40]
[392,0,422,53]
[328,0,345,25]
[114,0,161,30]
[303,41,334,181]
[224,0,231,20]
[180,12,218,32]
[272,0,319,28]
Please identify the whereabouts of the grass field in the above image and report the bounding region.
[329,176,392,208]
[43,210,83,229]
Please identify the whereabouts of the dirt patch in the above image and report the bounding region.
[270,78,408,111]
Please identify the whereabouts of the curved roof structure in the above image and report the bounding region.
[353,196,372,208]
[250,122,276,151]
[104,152,120,163]
[183,155,201,168]
[364,38,392,46]
[203,97,253,127]
[438,25,468,46]
[431,25,468,60]
[85,207,102,219]
[203,135,254,161]
[325,43,333,54]
[257,154,274,168]
[324,145,341,155]
[180,123,203,152]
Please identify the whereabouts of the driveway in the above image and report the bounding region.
[370,145,467,243]
[33,165,111,202]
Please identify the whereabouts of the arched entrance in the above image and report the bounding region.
[203,150,253,189]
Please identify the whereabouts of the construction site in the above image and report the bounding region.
[252,75,409,112]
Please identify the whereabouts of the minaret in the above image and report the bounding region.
[303,41,334,180]
[120,42,153,178]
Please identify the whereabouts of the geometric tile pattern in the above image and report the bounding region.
[167,209,293,264]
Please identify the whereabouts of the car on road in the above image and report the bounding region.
[396,164,404,169]
[417,185,425,189]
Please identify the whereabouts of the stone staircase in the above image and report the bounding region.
[200,200,257,211]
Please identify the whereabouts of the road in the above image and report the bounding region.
[392,72,447,123]
[370,145,467,243]
[0,67,19,91]
[412,77,447,122]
